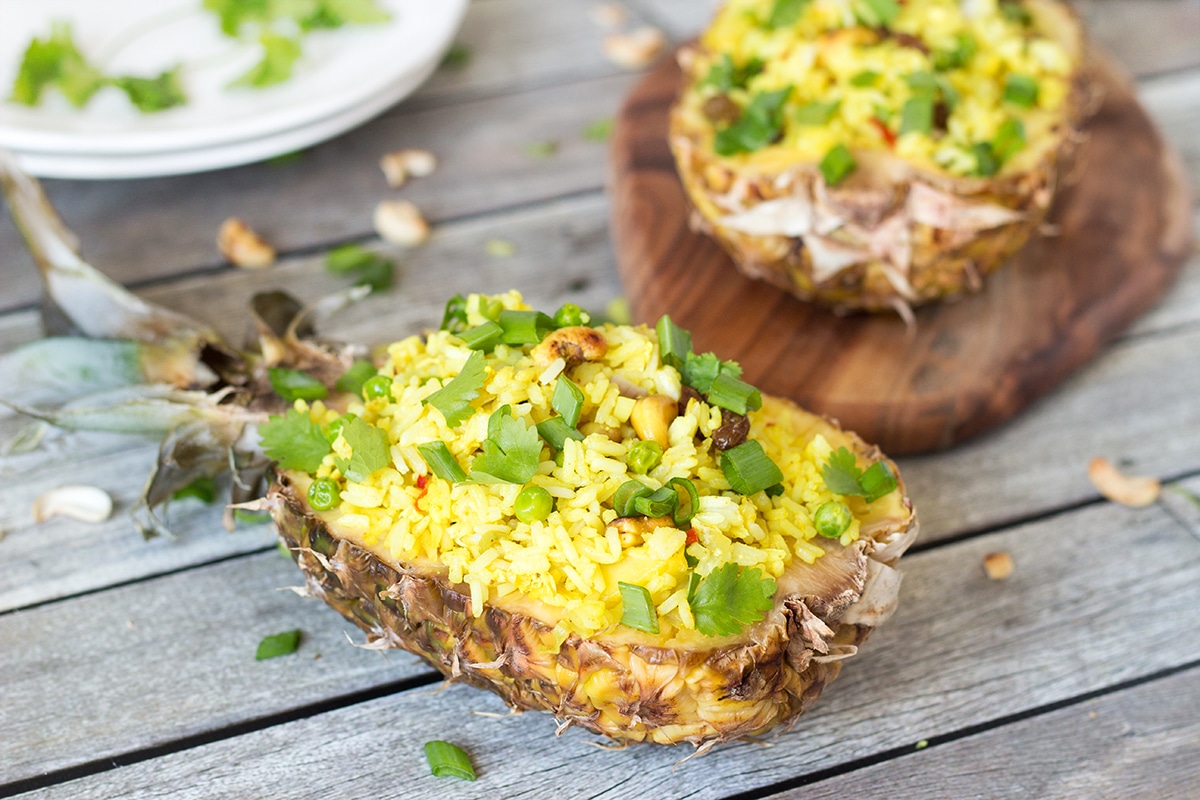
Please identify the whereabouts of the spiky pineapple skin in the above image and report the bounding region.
[268,397,917,747]
[272,475,864,745]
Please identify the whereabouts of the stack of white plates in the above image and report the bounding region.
[0,0,468,179]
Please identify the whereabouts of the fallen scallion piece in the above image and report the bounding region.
[423,740,477,781]
[335,361,376,396]
[255,629,301,660]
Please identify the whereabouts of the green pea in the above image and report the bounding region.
[323,413,358,443]
[514,486,554,523]
[627,440,663,475]
[813,500,852,539]
[553,302,590,328]
[362,374,394,400]
[307,477,341,511]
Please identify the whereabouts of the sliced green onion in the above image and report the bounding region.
[999,1,1032,25]
[477,296,505,322]
[932,33,977,71]
[423,740,476,781]
[361,374,394,400]
[794,99,840,126]
[255,629,301,660]
[514,485,554,523]
[552,376,585,428]
[905,70,939,97]
[335,361,376,395]
[417,441,467,483]
[307,477,341,511]
[552,302,590,328]
[765,0,809,29]
[971,142,999,177]
[860,461,898,502]
[1003,74,1038,108]
[899,96,934,136]
[172,476,218,503]
[819,143,856,186]
[268,367,328,402]
[813,500,852,538]
[765,483,785,498]
[440,293,468,332]
[353,258,392,293]
[854,0,899,27]
[618,582,660,634]
[721,440,785,495]
[633,486,679,518]
[536,417,585,451]
[627,440,663,475]
[498,309,555,345]
[655,315,692,370]
[849,70,879,87]
[707,372,762,415]
[613,480,653,516]
[668,477,699,526]
[458,321,503,351]
[992,118,1026,164]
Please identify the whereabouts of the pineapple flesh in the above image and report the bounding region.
[669,0,1089,314]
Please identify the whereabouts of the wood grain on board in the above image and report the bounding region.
[609,52,1193,455]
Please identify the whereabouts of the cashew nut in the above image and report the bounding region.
[630,394,677,449]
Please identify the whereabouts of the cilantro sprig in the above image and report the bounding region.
[259,408,332,473]
[820,446,897,502]
[333,415,391,483]
[688,563,777,637]
[422,350,487,429]
[468,406,543,485]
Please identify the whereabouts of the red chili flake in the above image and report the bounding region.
[685,529,699,546]
[870,117,896,148]
[414,475,430,512]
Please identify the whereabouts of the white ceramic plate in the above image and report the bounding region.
[0,0,466,157]
[8,55,440,179]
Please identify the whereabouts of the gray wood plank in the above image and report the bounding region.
[0,550,437,785]
[770,667,1200,800]
[8,498,1199,796]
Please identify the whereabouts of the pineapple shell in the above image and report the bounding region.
[268,397,917,747]
[668,0,1091,314]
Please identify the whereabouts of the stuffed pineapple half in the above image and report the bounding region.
[669,0,1087,314]
[1,154,916,748]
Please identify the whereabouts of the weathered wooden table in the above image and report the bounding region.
[2,2,1198,797]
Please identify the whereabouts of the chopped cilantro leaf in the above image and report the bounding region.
[688,563,776,637]
[854,0,899,28]
[468,406,543,484]
[230,31,302,89]
[681,351,742,395]
[820,446,897,502]
[765,0,810,29]
[713,87,791,156]
[259,408,332,473]
[333,415,391,483]
[702,54,764,92]
[112,67,187,113]
[422,350,487,428]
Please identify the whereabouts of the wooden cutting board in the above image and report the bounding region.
[609,52,1192,455]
